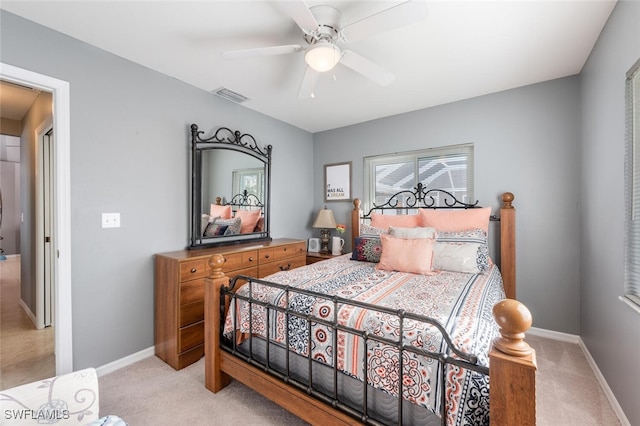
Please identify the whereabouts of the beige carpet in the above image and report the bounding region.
[99,335,622,425]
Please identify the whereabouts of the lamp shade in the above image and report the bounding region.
[312,208,337,229]
[305,41,341,73]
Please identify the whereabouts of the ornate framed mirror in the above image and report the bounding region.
[189,124,272,249]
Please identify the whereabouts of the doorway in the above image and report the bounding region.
[0,63,72,375]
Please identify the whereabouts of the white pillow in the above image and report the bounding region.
[201,214,211,236]
[433,242,484,273]
[389,226,436,239]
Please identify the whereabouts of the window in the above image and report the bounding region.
[624,58,640,311]
[364,144,473,212]
[232,167,264,205]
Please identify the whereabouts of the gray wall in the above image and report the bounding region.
[0,10,313,368]
[580,1,640,425]
[314,76,582,334]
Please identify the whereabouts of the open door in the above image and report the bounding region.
[43,128,54,327]
[36,122,55,329]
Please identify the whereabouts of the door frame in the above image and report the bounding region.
[1,63,72,374]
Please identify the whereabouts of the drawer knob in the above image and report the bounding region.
[249,257,254,262]
[190,268,197,273]
[264,254,270,259]
[279,263,291,271]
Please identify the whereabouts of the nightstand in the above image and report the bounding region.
[306,251,342,265]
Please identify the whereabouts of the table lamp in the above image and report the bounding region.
[312,207,336,253]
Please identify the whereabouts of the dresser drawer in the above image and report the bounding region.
[180,259,207,282]
[179,300,204,327]
[258,247,275,264]
[179,278,204,305]
[258,255,306,278]
[274,242,306,260]
[258,243,306,264]
[179,321,204,353]
[222,250,258,272]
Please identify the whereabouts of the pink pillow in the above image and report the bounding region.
[370,213,420,229]
[210,204,232,219]
[235,209,261,234]
[376,234,435,275]
[253,216,264,232]
[418,207,491,233]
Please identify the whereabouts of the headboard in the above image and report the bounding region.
[214,190,264,232]
[215,189,264,213]
[351,185,516,299]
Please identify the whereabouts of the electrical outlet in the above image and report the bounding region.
[101,213,121,228]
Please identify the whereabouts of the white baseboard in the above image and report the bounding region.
[18,298,38,328]
[528,326,580,343]
[528,327,630,426]
[577,338,631,426]
[96,346,155,377]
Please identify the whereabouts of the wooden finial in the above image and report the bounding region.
[215,196,222,205]
[353,198,361,210]
[501,192,514,209]
[492,298,533,356]
[208,254,225,278]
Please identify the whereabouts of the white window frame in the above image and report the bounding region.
[232,167,264,206]
[623,58,640,314]
[363,144,474,214]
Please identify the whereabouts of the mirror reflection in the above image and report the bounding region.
[190,125,272,249]
[202,150,264,209]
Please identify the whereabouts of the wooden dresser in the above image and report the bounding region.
[154,238,306,370]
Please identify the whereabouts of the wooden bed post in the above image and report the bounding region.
[500,192,516,300]
[351,198,361,249]
[489,299,537,426]
[204,254,231,393]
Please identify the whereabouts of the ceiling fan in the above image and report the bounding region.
[221,0,428,99]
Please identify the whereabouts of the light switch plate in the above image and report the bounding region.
[101,213,120,228]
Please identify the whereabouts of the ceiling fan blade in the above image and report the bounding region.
[340,50,395,86]
[222,44,303,60]
[297,66,320,99]
[281,0,319,34]
[341,0,428,43]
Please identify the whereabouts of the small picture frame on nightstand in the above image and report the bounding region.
[308,238,321,253]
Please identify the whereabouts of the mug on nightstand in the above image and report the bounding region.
[332,237,345,255]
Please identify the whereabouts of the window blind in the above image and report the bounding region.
[624,58,640,307]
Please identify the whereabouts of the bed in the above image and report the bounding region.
[201,191,264,237]
[203,188,536,425]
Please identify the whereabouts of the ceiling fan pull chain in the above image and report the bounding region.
[311,75,316,99]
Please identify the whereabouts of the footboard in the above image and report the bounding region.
[204,256,537,425]
[204,254,357,425]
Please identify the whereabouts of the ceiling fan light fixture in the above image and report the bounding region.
[305,42,341,72]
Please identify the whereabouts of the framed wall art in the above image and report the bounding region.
[324,161,351,202]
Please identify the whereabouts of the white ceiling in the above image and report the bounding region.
[0,0,616,133]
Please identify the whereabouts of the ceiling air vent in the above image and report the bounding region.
[211,87,249,104]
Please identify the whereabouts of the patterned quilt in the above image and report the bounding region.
[224,254,505,425]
